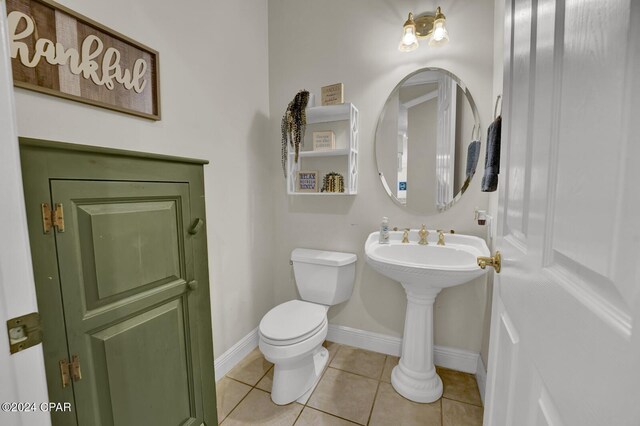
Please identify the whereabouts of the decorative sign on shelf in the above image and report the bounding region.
[312,131,335,151]
[296,171,319,193]
[6,0,161,120]
[321,83,344,106]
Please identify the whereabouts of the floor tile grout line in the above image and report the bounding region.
[304,405,365,425]
[364,354,388,425]
[218,379,253,424]
[365,378,382,425]
[441,394,484,408]
[291,403,305,425]
[225,376,255,388]
[329,346,388,380]
[220,363,273,423]
[326,365,385,382]
[377,356,388,381]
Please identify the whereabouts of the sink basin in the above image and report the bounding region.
[364,230,489,403]
[365,231,489,287]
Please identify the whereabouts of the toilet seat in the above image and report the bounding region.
[259,300,327,346]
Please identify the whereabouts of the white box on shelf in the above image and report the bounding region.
[313,131,335,151]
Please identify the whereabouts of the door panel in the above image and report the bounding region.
[485,297,520,426]
[91,300,191,426]
[78,201,181,301]
[504,0,534,243]
[51,180,202,426]
[533,381,563,426]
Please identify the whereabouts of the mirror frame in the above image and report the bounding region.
[374,67,481,214]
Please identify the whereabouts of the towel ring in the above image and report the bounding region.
[494,95,502,119]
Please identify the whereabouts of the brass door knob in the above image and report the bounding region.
[187,280,199,291]
[477,251,501,273]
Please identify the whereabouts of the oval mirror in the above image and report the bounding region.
[375,68,481,214]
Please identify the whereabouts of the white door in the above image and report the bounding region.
[484,0,640,425]
[0,2,51,426]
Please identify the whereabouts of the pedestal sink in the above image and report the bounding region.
[365,230,489,403]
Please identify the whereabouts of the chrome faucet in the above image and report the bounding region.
[418,224,428,245]
[402,228,410,243]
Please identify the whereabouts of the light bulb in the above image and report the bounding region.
[429,18,449,46]
[403,27,417,45]
[399,13,419,52]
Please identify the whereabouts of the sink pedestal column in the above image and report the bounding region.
[391,283,443,403]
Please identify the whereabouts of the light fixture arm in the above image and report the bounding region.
[409,7,447,38]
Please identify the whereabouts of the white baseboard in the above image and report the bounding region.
[327,324,480,374]
[327,324,402,357]
[476,355,487,405]
[214,327,259,382]
[434,345,479,374]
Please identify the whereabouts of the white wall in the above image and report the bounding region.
[12,0,272,358]
[268,0,495,353]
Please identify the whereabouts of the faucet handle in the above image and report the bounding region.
[437,230,446,246]
[402,228,410,243]
[418,224,428,245]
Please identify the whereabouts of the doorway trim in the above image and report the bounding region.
[0,3,51,425]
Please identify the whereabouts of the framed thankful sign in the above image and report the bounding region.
[6,0,161,120]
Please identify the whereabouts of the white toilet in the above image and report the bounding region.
[258,248,357,405]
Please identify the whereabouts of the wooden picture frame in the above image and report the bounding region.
[6,0,161,120]
[296,171,319,193]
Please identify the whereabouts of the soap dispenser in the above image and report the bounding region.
[379,217,390,244]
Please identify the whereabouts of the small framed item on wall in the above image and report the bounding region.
[313,131,335,151]
[296,171,319,193]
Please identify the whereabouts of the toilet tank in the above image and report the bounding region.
[291,248,357,306]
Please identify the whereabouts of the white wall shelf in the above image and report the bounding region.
[287,103,359,195]
[298,148,350,158]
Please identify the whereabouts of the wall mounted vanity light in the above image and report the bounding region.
[398,6,449,52]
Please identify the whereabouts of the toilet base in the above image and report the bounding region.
[270,346,329,405]
[295,346,329,404]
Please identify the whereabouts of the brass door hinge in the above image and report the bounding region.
[59,359,70,388]
[59,355,82,388]
[70,355,82,381]
[41,203,64,234]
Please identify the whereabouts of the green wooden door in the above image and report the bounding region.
[50,180,204,426]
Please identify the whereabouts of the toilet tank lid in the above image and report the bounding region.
[291,248,357,266]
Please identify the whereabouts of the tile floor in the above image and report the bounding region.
[216,342,483,425]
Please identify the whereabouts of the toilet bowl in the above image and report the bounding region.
[258,249,357,405]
